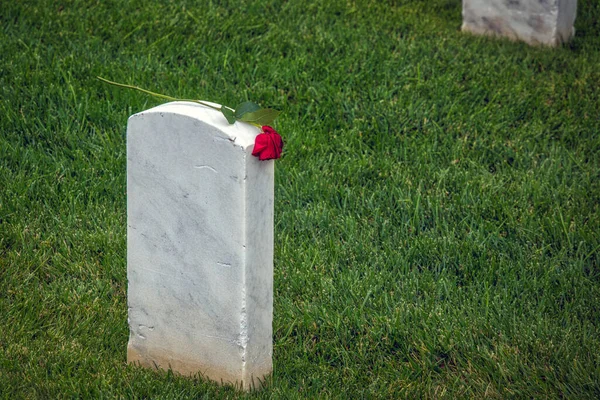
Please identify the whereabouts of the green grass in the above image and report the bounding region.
[1,0,599,398]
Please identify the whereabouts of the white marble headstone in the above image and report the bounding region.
[126,101,273,389]
[462,0,577,46]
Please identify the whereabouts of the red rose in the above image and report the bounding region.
[252,125,284,160]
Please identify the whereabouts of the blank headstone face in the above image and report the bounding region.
[126,101,273,389]
[462,0,577,46]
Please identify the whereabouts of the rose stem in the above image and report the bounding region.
[96,76,234,113]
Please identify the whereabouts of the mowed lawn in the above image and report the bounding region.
[1,0,599,398]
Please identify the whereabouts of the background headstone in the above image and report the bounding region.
[462,0,577,46]
[126,101,274,390]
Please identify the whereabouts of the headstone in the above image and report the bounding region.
[462,0,577,46]
[126,101,273,390]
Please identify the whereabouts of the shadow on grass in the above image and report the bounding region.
[399,0,463,30]
[571,0,600,50]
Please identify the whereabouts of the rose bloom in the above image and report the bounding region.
[252,125,283,160]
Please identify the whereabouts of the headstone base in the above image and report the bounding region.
[127,345,270,389]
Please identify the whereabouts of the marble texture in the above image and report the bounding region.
[126,101,273,389]
[462,0,577,46]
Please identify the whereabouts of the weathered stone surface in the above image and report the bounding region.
[462,0,577,46]
[127,101,273,390]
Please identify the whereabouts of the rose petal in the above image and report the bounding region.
[262,125,276,135]
[252,127,284,160]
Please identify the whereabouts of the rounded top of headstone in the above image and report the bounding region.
[130,101,261,150]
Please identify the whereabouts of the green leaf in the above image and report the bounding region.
[221,107,236,124]
[239,108,280,125]
[234,101,261,119]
